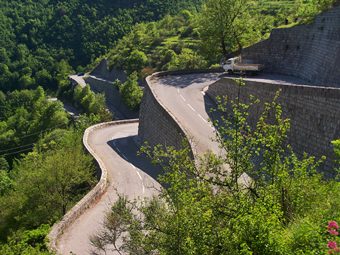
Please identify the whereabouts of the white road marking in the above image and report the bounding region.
[113,141,145,194]
[135,170,145,194]
[201,91,206,95]
[114,146,121,153]
[136,171,143,180]
[180,94,186,102]
[198,114,208,123]
[187,104,196,112]
[177,88,180,93]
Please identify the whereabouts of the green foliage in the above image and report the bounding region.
[0,128,96,239]
[126,50,149,73]
[197,0,263,61]
[332,140,340,174]
[0,170,11,196]
[0,0,203,92]
[92,90,340,254]
[0,87,69,164]
[72,84,112,121]
[116,72,143,110]
[168,48,208,70]
[107,11,207,73]
[0,224,50,255]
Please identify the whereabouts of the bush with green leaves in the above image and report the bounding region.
[91,85,340,254]
[115,72,143,110]
[72,84,112,121]
[0,128,96,239]
[0,224,50,255]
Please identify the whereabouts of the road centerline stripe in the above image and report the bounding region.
[136,171,143,180]
[198,114,208,123]
[187,104,196,112]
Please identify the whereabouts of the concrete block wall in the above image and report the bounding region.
[138,75,194,156]
[207,78,340,175]
[85,76,138,119]
[138,69,222,159]
[242,5,340,87]
[48,120,139,254]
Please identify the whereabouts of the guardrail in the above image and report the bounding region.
[48,119,139,253]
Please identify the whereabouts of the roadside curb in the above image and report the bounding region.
[48,119,139,254]
[145,69,223,161]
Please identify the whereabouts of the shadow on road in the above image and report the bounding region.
[157,73,223,88]
[107,136,163,182]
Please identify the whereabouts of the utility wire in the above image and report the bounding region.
[2,123,67,142]
[0,143,36,153]
[0,123,68,155]
[1,146,34,157]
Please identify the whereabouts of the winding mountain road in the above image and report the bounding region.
[56,72,308,254]
[57,122,161,255]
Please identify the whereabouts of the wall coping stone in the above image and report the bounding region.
[48,119,139,254]
[144,68,224,160]
[220,77,340,98]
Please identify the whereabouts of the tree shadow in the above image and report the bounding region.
[107,135,162,182]
[156,73,223,88]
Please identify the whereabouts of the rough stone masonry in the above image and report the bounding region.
[242,4,340,87]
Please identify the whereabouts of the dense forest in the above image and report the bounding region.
[0,0,338,254]
[0,1,204,253]
[105,0,337,75]
[0,0,203,93]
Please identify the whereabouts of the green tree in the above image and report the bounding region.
[126,49,149,73]
[119,72,143,110]
[0,224,50,255]
[0,130,95,236]
[197,0,261,60]
[168,48,207,70]
[92,89,340,254]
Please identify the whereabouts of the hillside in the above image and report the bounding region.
[0,1,339,254]
[0,0,202,92]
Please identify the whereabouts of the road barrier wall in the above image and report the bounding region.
[242,4,340,87]
[138,69,222,159]
[206,78,340,176]
[85,76,138,119]
[48,119,139,253]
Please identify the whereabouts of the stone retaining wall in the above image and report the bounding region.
[206,78,340,175]
[138,69,223,158]
[48,119,139,254]
[85,76,138,119]
[242,5,340,87]
[90,59,127,82]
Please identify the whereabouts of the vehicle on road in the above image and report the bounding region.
[221,56,264,75]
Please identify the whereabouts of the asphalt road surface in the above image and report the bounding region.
[57,122,161,255]
[57,72,308,254]
[150,72,310,156]
[151,73,222,155]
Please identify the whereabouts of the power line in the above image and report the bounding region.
[0,142,35,153]
[0,123,68,156]
[1,146,34,157]
[5,123,67,141]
